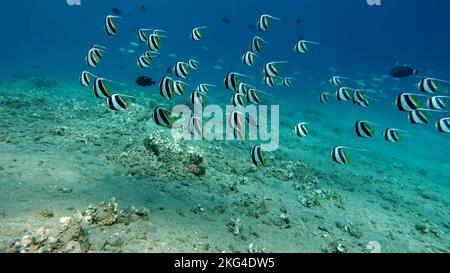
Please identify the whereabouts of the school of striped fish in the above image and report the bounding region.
[79,13,450,168]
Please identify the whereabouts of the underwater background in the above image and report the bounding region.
[0,0,449,253]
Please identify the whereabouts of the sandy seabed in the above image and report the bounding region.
[0,78,448,253]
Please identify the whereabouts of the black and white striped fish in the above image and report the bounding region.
[335,87,354,101]
[173,80,188,96]
[191,26,207,41]
[242,51,258,66]
[282,77,296,87]
[86,46,106,68]
[250,36,268,53]
[159,76,175,100]
[329,76,348,86]
[395,93,427,112]
[227,110,245,131]
[137,55,152,68]
[355,120,379,138]
[263,76,278,87]
[418,78,450,93]
[407,109,432,124]
[190,91,206,106]
[93,78,115,98]
[294,123,309,138]
[245,89,263,105]
[382,128,407,143]
[232,126,245,140]
[251,145,267,166]
[294,40,319,54]
[227,110,258,131]
[152,106,175,128]
[137,28,151,43]
[147,33,161,53]
[195,83,215,94]
[231,93,246,107]
[331,146,365,165]
[174,62,190,78]
[107,94,129,111]
[104,15,120,36]
[257,14,280,31]
[427,96,449,110]
[353,90,375,108]
[237,83,254,95]
[435,118,450,133]
[186,116,203,138]
[80,71,98,87]
[263,61,287,77]
[320,92,330,103]
[138,29,166,43]
[224,72,245,92]
[188,59,200,70]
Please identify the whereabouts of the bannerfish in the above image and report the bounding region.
[136,76,156,87]
[295,40,319,54]
[331,146,366,165]
[382,128,408,143]
[104,15,120,36]
[390,65,419,79]
[251,145,267,166]
[191,27,207,41]
[257,14,280,31]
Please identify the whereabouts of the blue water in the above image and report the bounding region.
[2,0,450,171]
[1,1,449,178]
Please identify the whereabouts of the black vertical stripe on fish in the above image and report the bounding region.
[174,62,190,78]
[251,145,267,166]
[105,16,119,36]
[295,123,308,137]
[320,92,329,103]
[427,96,446,110]
[232,93,245,106]
[153,107,174,128]
[224,72,241,91]
[107,94,127,111]
[407,110,429,124]
[395,93,421,111]
[355,121,375,138]
[331,146,348,165]
[436,118,450,133]
[264,77,276,87]
[159,76,174,100]
[93,79,111,98]
[80,71,91,87]
[147,34,161,52]
[190,91,205,106]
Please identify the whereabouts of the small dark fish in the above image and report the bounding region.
[136,76,156,87]
[139,5,147,12]
[222,17,231,24]
[166,66,173,74]
[296,18,303,24]
[390,65,419,79]
[112,8,122,15]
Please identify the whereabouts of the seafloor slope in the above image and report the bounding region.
[0,77,448,253]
